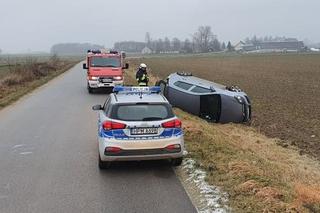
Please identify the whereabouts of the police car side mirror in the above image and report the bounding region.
[92,105,102,111]
[123,63,129,69]
[83,63,88,70]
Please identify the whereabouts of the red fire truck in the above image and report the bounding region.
[83,50,129,93]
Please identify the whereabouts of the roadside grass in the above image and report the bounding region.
[0,55,81,109]
[179,110,320,212]
[125,59,320,212]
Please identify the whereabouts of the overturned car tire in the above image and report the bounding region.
[155,80,168,97]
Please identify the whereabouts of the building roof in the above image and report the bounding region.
[236,40,304,51]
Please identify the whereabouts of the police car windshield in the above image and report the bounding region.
[90,57,120,68]
[112,104,174,121]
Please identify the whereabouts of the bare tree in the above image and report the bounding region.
[193,26,215,52]
[145,32,151,47]
[164,37,171,52]
[172,38,181,52]
[182,39,193,53]
[209,38,221,52]
[155,39,164,53]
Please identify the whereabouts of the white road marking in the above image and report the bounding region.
[19,152,33,155]
[12,144,26,149]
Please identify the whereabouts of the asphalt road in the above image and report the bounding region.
[0,63,196,213]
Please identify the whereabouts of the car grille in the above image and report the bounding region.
[99,77,113,83]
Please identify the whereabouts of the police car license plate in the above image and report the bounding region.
[131,128,158,135]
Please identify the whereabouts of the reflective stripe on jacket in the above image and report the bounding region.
[138,81,148,86]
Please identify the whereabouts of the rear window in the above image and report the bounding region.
[174,81,193,90]
[190,86,214,93]
[111,104,174,121]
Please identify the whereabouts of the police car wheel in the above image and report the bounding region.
[171,158,183,166]
[98,155,112,169]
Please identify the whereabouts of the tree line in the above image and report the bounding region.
[114,26,231,54]
[50,43,105,55]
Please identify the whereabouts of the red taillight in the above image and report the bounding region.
[165,144,181,150]
[105,147,122,153]
[102,121,126,130]
[162,119,182,128]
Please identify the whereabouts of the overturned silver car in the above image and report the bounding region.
[156,72,251,123]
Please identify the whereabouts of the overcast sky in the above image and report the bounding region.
[0,0,319,53]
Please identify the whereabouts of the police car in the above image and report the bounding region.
[92,86,184,169]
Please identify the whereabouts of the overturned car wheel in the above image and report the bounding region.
[155,80,168,96]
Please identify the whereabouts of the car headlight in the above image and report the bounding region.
[89,76,99,80]
[234,95,244,104]
[113,76,123,81]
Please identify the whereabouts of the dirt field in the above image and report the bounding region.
[129,53,320,159]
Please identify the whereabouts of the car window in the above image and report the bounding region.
[174,81,193,90]
[103,97,111,114]
[191,86,213,93]
[111,104,174,121]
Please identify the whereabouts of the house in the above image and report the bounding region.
[257,41,304,52]
[141,46,153,54]
[234,40,304,52]
[234,41,245,51]
[234,41,257,52]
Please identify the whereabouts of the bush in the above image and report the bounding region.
[1,74,24,86]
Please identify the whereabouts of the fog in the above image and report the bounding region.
[0,0,319,53]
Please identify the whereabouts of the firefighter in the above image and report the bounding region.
[136,63,149,86]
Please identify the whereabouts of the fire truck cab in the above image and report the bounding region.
[83,50,129,93]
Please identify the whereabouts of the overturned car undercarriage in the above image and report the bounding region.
[156,72,251,123]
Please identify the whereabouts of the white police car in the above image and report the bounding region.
[92,86,184,169]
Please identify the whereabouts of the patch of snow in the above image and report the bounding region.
[182,158,230,213]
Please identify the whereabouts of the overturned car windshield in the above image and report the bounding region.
[90,57,120,67]
[112,104,174,121]
[191,86,213,93]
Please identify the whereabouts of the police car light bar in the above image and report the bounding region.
[87,50,102,54]
[113,86,161,94]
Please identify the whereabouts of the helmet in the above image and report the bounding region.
[139,63,147,69]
